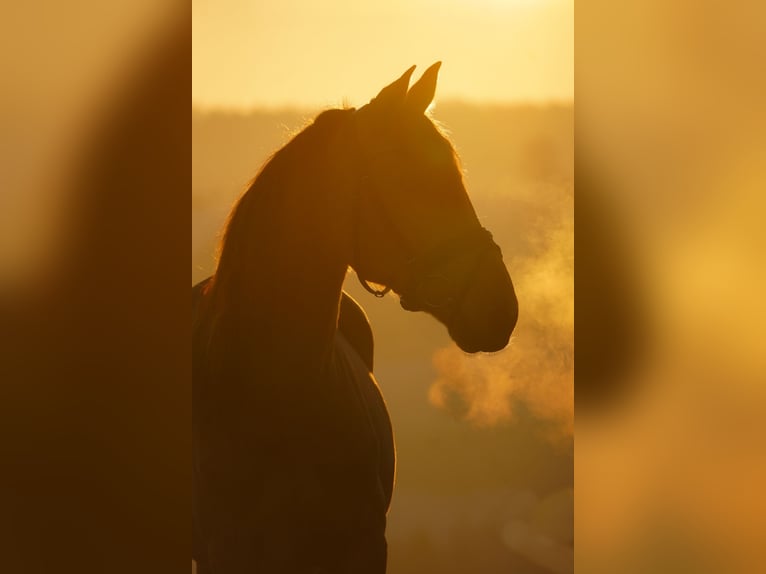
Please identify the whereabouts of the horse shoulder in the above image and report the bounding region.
[338,291,374,371]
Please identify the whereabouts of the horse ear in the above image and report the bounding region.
[406,61,441,114]
[372,65,416,107]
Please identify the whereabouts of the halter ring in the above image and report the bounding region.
[357,273,391,298]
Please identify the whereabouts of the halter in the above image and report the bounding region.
[358,277,391,298]
[350,111,502,317]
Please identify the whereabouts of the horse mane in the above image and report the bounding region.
[205,107,356,309]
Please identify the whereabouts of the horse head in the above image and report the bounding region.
[352,63,518,353]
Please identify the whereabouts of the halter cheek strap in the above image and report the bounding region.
[351,167,393,298]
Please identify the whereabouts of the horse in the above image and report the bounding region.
[192,62,518,573]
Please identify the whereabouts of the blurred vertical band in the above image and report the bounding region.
[576,1,766,572]
[0,3,190,574]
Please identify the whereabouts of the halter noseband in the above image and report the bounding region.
[395,227,501,314]
[357,222,500,316]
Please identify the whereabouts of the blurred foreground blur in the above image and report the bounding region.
[1,3,189,573]
[577,1,766,572]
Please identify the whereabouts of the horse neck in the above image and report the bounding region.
[212,124,356,373]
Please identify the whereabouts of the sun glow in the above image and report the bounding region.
[460,0,564,6]
[192,0,573,109]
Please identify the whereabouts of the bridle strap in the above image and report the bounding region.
[350,132,395,298]
[351,172,384,296]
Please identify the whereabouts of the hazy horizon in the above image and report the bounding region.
[192,98,574,122]
[192,98,574,114]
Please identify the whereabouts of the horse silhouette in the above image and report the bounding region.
[192,63,518,573]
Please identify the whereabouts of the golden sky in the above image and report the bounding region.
[192,0,573,109]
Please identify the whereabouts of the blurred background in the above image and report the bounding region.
[577,1,766,572]
[0,1,183,298]
[193,0,573,572]
[1,3,190,573]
